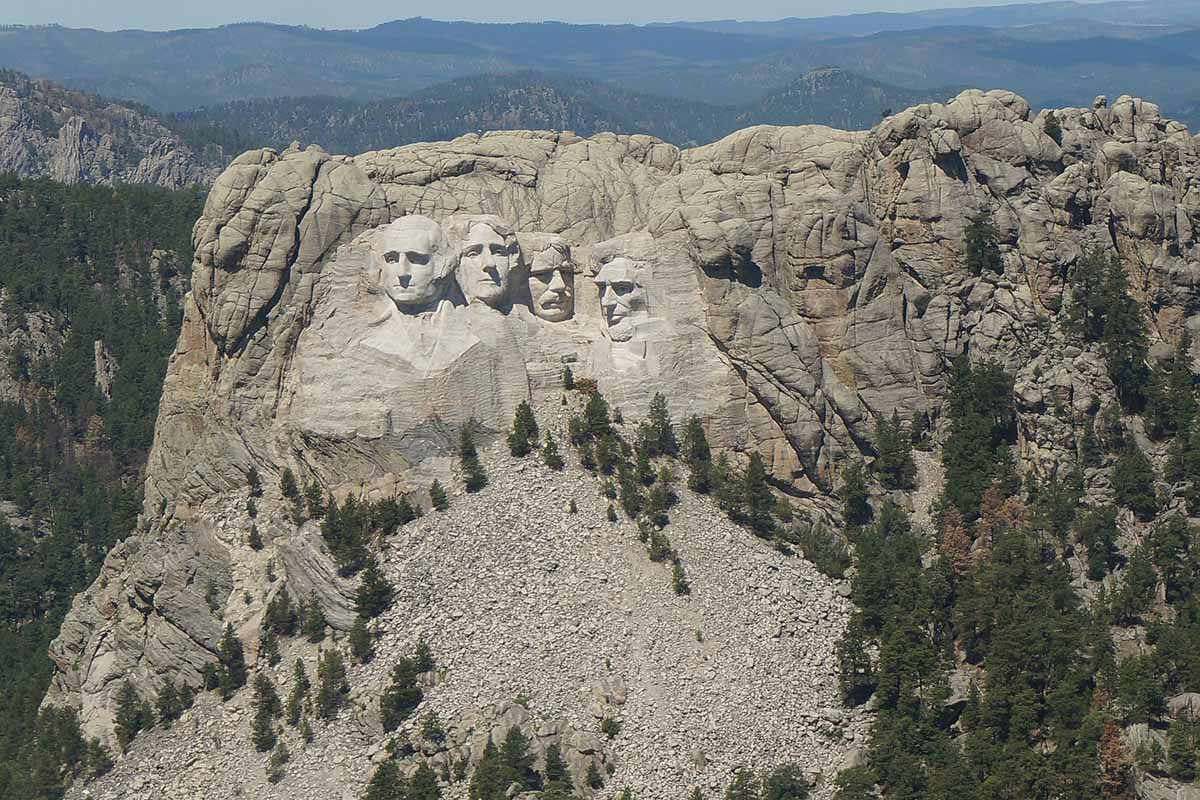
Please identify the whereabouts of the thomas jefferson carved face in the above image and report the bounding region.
[371,217,452,314]
[454,219,518,308]
[593,257,647,341]
[527,240,575,322]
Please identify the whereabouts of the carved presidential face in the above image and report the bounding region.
[371,217,452,313]
[594,257,647,342]
[456,221,518,308]
[527,243,575,322]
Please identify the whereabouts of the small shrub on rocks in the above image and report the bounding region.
[266,742,289,784]
[600,716,622,739]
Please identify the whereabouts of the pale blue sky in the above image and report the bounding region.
[5,0,1086,30]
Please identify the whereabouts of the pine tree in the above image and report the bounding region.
[300,593,327,643]
[762,764,808,800]
[251,673,281,752]
[507,400,540,457]
[155,680,182,726]
[1168,712,1197,781]
[584,392,612,440]
[114,680,148,748]
[469,739,509,800]
[645,392,679,456]
[364,761,407,800]
[263,588,299,636]
[544,743,569,784]
[542,432,565,470]
[248,524,263,550]
[840,462,872,526]
[585,762,604,789]
[873,411,916,491]
[316,649,349,720]
[286,659,309,726]
[460,425,489,493]
[280,467,300,501]
[741,452,776,538]
[259,626,281,666]
[1098,260,1149,410]
[596,434,621,476]
[380,656,423,731]
[1113,443,1157,521]
[501,726,539,791]
[409,761,442,800]
[304,480,326,519]
[725,769,761,800]
[1080,417,1103,467]
[429,479,449,511]
[84,737,114,779]
[355,556,394,619]
[350,615,374,663]
[266,741,290,783]
[562,366,575,390]
[218,623,247,699]
[964,210,1002,275]
[247,465,263,497]
[836,614,876,706]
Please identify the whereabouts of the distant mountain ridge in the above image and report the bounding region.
[172,68,950,154]
[1,6,1200,124]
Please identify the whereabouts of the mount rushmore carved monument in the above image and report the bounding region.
[41,88,1200,797]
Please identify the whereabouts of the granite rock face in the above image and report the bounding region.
[44,89,1200,790]
[0,72,224,188]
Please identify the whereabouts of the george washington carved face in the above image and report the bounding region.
[370,216,453,314]
[593,257,647,341]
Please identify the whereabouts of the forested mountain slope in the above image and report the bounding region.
[0,176,204,800]
[173,69,945,152]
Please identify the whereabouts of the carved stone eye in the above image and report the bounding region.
[383,251,401,264]
[406,251,430,266]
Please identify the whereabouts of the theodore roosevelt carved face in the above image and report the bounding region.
[525,236,575,322]
[593,257,647,341]
[450,216,520,309]
[371,216,453,314]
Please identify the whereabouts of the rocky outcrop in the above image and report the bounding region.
[0,72,224,188]
[43,89,1200,794]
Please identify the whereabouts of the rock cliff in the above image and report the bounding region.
[43,89,1200,797]
[0,71,225,188]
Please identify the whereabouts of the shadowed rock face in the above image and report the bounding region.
[44,90,1200,742]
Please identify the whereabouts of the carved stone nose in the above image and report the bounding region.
[548,270,566,291]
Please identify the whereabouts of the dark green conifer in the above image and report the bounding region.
[429,479,449,511]
[316,648,349,720]
[364,761,407,800]
[964,210,1002,275]
[542,432,565,470]
[355,556,394,619]
[562,366,575,390]
[301,593,328,643]
[218,623,247,699]
[380,656,423,732]
[508,400,540,457]
[286,659,309,726]
[460,425,489,492]
[350,615,374,663]
[155,680,182,726]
